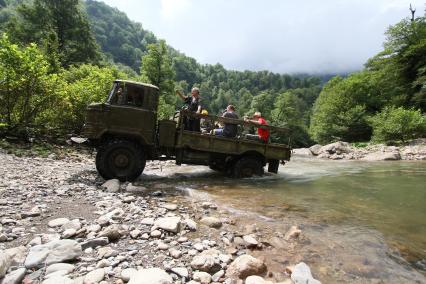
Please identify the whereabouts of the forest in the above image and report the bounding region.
[0,0,425,147]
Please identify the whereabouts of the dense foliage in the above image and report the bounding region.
[310,12,426,144]
[1,0,424,146]
[369,107,426,143]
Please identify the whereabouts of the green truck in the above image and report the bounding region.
[82,80,291,181]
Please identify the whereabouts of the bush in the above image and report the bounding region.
[369,107,426,143]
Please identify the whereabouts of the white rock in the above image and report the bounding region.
[24,240,82,269]
[191,249,221,273]
[1,267,26,284]
[102,179,120,192]
[62,229,77,239]
[162,203,178,211]
[83,268,105,284]
[226,255,266,279]
[154,217,181,233]
[171,267,188,278]
[292,148,313,156]
[62,219,82,231]
[121,268,137,282]
[48,218,70,228]
[245,275,274,284]
[169,248,182,259]
[291,262,321,284]
[141,218,155,225]
[46,263,75,275]
[130,229,141,239]
[42,275,74,284]
[212,270,225,282]
[193,271,212,284]
[128,268,173,284]
[243,235,258,247]
[184,219,197,231]
[200,217,222,229]
[0,251,11,277]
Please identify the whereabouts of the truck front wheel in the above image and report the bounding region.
[233,157,264,178]
[96,139,146,182]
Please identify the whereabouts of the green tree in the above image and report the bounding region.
[140,40,176,119]
[9,0,100,67]
[369,106,426,143]
[0,34,62,137]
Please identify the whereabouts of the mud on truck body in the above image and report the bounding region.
[82,80,291,181]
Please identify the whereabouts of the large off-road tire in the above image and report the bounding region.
[233,156,264,178]
[268,159,279,174]
[96,139,146,182]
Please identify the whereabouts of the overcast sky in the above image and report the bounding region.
[101,0,425,74]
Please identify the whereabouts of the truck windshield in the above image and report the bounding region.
[107,82,120,103]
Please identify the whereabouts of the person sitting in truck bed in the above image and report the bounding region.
[213,105,239,138]
[244,111,270,143]
[176,87,202,132]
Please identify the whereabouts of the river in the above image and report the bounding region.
[141,157,426,283]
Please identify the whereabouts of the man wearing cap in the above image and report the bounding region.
[244,111,270,142]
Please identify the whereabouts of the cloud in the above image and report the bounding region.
[160,0,191,20]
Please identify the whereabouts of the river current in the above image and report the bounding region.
[141,157,426,283]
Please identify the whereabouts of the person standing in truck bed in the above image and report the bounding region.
[176,87,202,132]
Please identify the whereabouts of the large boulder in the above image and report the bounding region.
[154,217,181,233]
[319,141,351,155]
[309,144,323,155]
[292,148,313,156]
[291,262,321,284]
[361,151,401,161]
[24,240,82,269]
[225,254,266,279]
[191,249,222,273]
[128,268,173,284]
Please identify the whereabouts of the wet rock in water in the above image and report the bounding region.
[362,151,401,161]
[162,203,178,211]
[121,268,138,282]
[126,183,147,193]
[309,144,322,156]
[200,217,222,229]
[0,251,12,278]
[48,218,70,228]
[284,226,301,241]
[98,225,122,242]
[193,271,212,284]
[1,267,26,284]
[24,239,82,269]
[226,254,266,279]
[191,249,222,273]
[292,148,313,156]
[171,267,189,279]
[45,263,75,275]
[291,262,321,284]
[83,268,105,284]
[81,237,109,250]
[102,179,120,192]
[128,268,173,284]
[154,217,181,233]
[245,275,274,284]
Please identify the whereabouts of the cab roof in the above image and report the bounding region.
[114,80,159,90]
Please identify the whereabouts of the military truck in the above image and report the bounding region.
[82,80,291,181]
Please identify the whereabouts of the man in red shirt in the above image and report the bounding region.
[245,111,270,142]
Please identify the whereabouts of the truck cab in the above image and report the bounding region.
[83,80,291,181]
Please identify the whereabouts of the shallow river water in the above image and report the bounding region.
[142,157,426,283]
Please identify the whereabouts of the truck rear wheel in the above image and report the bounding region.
[233,157,264,178]
[268,159,279,174]
[96,139,146,182]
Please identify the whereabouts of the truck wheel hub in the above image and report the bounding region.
[114,154,129,168]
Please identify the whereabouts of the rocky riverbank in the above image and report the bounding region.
[0,149,320,284]
[292,139,426,161]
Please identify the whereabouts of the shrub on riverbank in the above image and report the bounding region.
[369,107,426,144]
